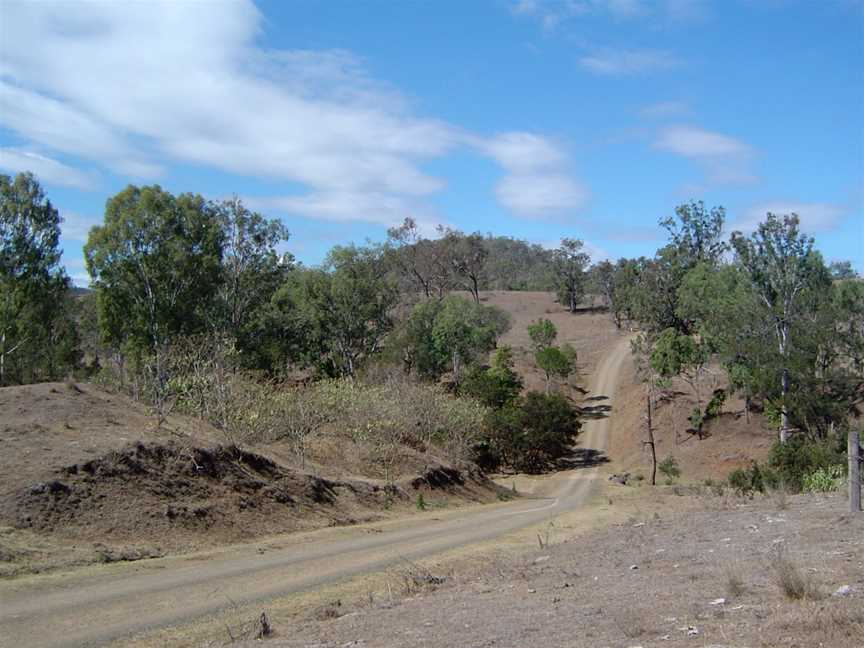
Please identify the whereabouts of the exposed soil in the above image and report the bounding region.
[237,491,864,648]
[608,354,774,482]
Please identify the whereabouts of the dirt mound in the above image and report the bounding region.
[2,441,493,551]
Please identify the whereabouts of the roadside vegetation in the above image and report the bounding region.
[2,172,861,491]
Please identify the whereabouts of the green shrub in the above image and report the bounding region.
[767,436,845,492]
[658,455,681,482]
[705,389,727,419]
[802,465,845,493]
[727,462,779,495]
[484,391,581,473]
[460,346,523,409]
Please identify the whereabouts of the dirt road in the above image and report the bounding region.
[0,336,631,648]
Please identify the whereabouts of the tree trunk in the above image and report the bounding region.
[645,393,657,486]
[470,276,480,304]
[780,366,790,443]
[850,428,861,513]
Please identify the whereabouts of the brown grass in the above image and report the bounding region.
[771,545,822,601]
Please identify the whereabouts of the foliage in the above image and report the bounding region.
[85,184,224,351]
[802,465,845,493]
[397,295,510,382]
[527,318,557,350]
[704,389,727,419]
[484,391,581,473]
[659,200,727,269]
[271,244,398,377]
[534,344,576,393]
[727,462,777,495]
[460,345,523,408]
[767,435,846,492]
[658,455,681,482]
[212,196,292,367]
[0,172,78,385]
[552,238,591,313]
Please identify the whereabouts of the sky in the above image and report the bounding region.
[0,0,862,286]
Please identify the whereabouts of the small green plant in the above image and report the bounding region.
[704,389,727,419]
[416,493,426,511]
[688,407,703,431]
[658,455,681,482]
[802,465,845,493]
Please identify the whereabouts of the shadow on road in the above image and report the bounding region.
[556,448,609,470]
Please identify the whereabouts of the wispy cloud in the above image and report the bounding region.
[0,148,97,190]
[512,0,708,29]
[481,132,588,217]
[58,210,102,243]
[640,100,690,118]
[0,1,584,227]
[653,125,757,186]
[579,48,679,75]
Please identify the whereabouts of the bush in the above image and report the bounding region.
[802,465,845,493]
[705,388,727,419]
[767,436,845,492]
[459,346,523,409]
[658,455,681,482]
[727,462,779,495]
[484,391,581,473]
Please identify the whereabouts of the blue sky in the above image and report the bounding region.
[0,0,861,285]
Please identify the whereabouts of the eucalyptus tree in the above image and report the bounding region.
[730,213,831,442]
[552,238,591,313]
[0,172,77,384]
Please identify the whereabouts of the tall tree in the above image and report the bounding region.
[213,197,291,355]
[660,201,728,269]
[0,172,77,384]
[84,185,224,353]
[552,238,591,313]
[273,244,398,378]
[730,213,831,443]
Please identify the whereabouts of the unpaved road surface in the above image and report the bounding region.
[0,337,631,648]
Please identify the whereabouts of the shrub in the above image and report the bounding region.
[727,462,778,495]
[460,346,523,409]
[484,391,581,473]
[802,465,845,493]
[767,436,845,492]
[658,455,681,482]
[705,388,727,419]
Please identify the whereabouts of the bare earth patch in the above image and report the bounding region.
[236,492,863,648]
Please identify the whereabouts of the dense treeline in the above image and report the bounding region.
[2,172,860,481]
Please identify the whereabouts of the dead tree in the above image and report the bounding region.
[850,428,861,513]
[643,392,657,486]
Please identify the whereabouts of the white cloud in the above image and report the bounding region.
[0,148,97,190]
[579,48,678,75]
[0,1,586,225]
[733,202,846,234]
[653,125,757,187]
[654,126,751,157]
[59,210,101,242]
[482,132,588,217]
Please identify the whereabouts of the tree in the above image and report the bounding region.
[273,244,398,378]
[527,318,557,350]
[0,172,77,384]
[829,260,857,280]
[650,327,710,434]
[535,344,576,394]
[731,213,831,443]
[552,238,591,313]
[660,201,727,269]
[484,392,581,473]
[212,197,291,366]
[460,345,523,408]
[386,217,435,298]
[448,231,488,304]
[398,295,510,382]
[85,185,224,353]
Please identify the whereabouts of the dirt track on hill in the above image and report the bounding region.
[0,336,631,648]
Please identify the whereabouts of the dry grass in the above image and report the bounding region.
[723,562,747,598]
[771,545,822,601]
